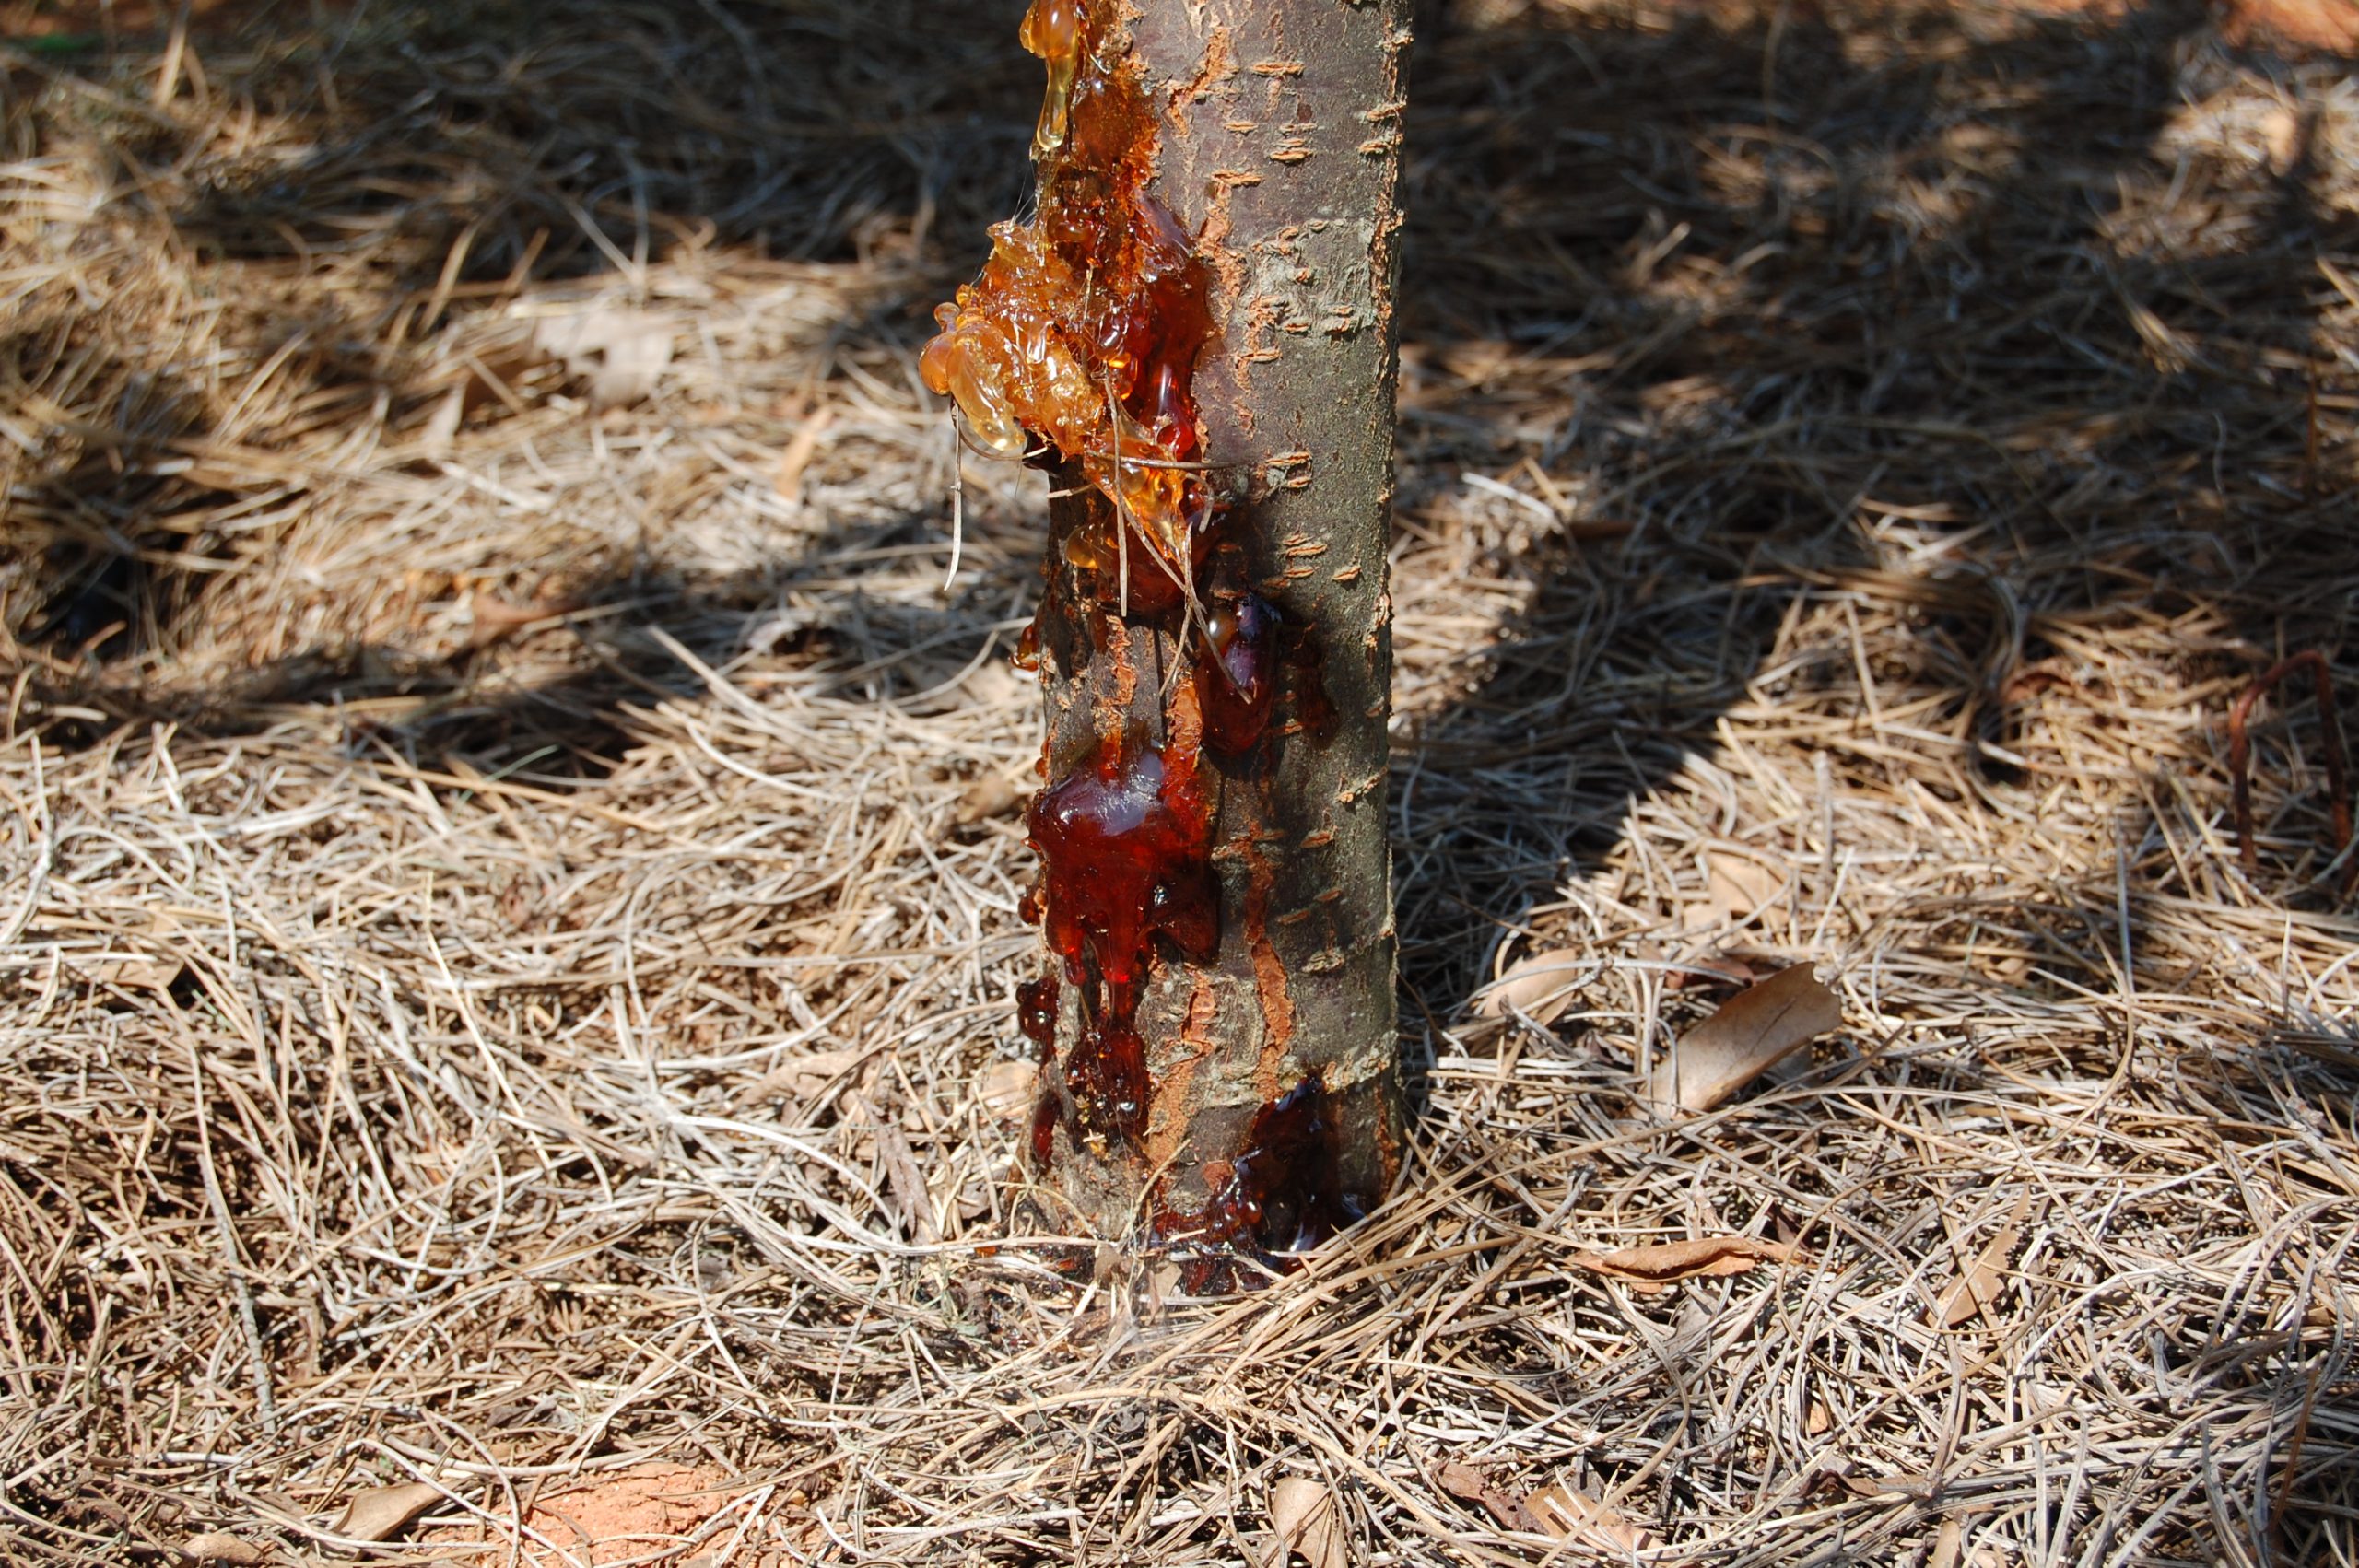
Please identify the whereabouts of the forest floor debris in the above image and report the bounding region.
[3,0,2355,1562]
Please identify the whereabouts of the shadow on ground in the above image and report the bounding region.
[11,0,2347,910]
[9,0,2355,989]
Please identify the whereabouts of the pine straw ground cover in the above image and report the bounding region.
[2,0,2357,1562]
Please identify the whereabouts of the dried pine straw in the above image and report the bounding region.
[3,0,2355,1563]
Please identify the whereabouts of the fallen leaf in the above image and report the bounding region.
[1435,1460,1543,1534]
[1663,952,1763,992]
[1805,1398,1832,1436]
[1929,1517,1966,1568]
[1261,1476,1346,1568]
[182,1533,264,1565]
[1473,947,1590,1024]
[534,309,674,408]
[866,1111,939,1245]
[1564,1234,1800,1293]
[735,1047,873,1112]
[1648,962,1842,1112]
[465,588,581,649]
[69,952,183,990]
[972,1059,1036,1119]
[955,772,1022,825]
[1691,850,1781,929]
[1933,1195,2035,1328]
[332,1481,443,1543]
[774,409,836,503]
[1525,1483,1658,1554]
[1814,1465,1937,1501]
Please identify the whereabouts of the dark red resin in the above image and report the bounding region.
[1280,618,1339,745]
[1029,1090,1062,1171]
[1017,976,1061,1045]
[1165,1078,1367,1290]
[1027,731,1215,1145]
[1197,593,1280,755]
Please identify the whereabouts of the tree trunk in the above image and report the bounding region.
[923,0,1410,1283]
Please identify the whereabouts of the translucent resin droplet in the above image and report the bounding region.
[1020,0,1083,159]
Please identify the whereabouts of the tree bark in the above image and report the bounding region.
[925,0,1410,1281]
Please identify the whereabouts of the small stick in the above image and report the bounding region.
[1104,368,1131,618]
[1079,450,1243,474]
[944,414,966,593]
[2228,649,2353,894]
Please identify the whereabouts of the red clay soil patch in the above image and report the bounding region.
[427,1464,743,1567]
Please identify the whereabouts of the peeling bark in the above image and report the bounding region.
[926,0,1410,1283]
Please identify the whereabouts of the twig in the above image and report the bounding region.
[2228,650,2354,894]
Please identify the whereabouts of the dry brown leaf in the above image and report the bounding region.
[182,1533,264,1565]
[70,951,184,989]
[1818,1466,1937,1501]
[734,1047,872,1112]
[1929,1517,1966,1568]
[1692,849,1781,929]
[1649,962,1842,1112]
[1564,1234,1800,1293]
[954,771,1022,825]
[972,1059,1035,1120]
[1525,1482,1659,1554]
[867,1113,939,1245]
[1934,1195,2035,1328]
[465,589,582,649]
[332,1481,443,1543]
[1435,1460,1543,1534]
[1262,1476,1346,1568]
[534,309,674,408]
[1473,946,1590,1024]
[1663,952,1763,992]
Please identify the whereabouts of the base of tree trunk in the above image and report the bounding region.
[922,0,1412,1286]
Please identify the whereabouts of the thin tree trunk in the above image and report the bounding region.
[924,0,1410,1282]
